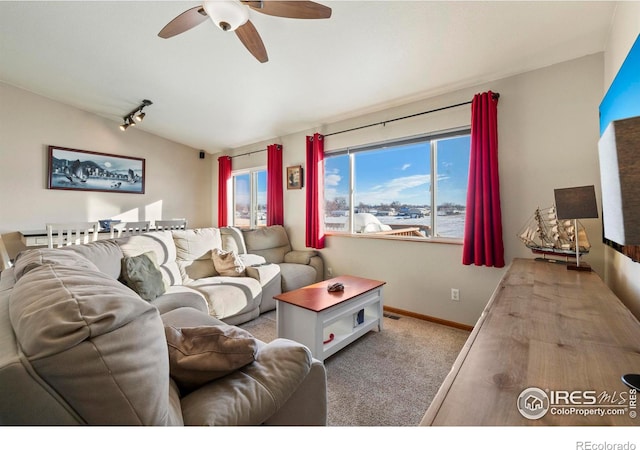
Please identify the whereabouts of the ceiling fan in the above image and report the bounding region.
[158,1,332,63]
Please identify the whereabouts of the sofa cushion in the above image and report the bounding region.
[188,277,262,321]
[172,228,222,282]
[62,239,124,279]
[284,249,318,265]
[120,251,166,301]
[241,226,292,263]
[278,263,318,292]
[212,248,245,277]
[116,231,182,287]
[165,324,258,392]
[221,226,247,254]
[13,248,99,281]
[245,263,281,288]
[151,288,209,315]
[180,338,312,425]
[9,264,171,425]
[239,253,267,267]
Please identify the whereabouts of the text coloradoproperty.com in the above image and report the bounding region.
[552,406,628,416]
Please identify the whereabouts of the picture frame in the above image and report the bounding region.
[287,165,303,189]
[47,146,145,194]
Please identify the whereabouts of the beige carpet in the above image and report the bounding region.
[239,310,469,426]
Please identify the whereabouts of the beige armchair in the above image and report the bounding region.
[224,225,324,291]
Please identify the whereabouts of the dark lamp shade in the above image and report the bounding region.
[598,116,640,245]
[554,185,598,220]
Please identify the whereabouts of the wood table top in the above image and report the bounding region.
[422,258,640,426]
[274,275,386,312]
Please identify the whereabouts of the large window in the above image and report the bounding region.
[232,168,267,229]
[324,130,470,239]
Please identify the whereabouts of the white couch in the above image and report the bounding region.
[60,226,322,325]
[0,228,327,425]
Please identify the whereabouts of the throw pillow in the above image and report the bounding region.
[165,325,258,392]
[211,248,246,277]
[120,251,166,301]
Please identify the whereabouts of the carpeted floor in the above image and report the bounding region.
[239,310,470,426]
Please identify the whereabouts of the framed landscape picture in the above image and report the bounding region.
[47,146,145,194]
[287,165,303,189]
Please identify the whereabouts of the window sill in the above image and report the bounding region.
[325,232,463,246]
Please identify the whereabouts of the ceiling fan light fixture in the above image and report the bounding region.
[203,0,249,32]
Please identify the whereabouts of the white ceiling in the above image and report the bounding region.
[0,1,616,153]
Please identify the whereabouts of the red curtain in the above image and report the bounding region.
[305,133,325,249]
[462,91,505,267]
[217,156,232,227]
[267,144,283,226]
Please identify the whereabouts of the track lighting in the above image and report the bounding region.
[119,118,132,131]
[120,99,153,131]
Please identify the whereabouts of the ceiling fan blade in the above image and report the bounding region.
[241,1,332,19]
[158,6,209,38]
[235,20,268,63]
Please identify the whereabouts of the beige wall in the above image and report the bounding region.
[0,82,212,258]
[1,48,617,327]
[602,2,640,319]
[216,53,604,326]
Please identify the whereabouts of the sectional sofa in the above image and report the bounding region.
[0,226,327,425]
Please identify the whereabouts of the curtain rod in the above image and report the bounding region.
[229,144,283,159]
[325,92,500,137]
[228,93,500,155]
[230,148,266,159]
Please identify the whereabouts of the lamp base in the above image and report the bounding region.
[567,262,592,272]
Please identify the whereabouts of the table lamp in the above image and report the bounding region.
[554,185,598,272]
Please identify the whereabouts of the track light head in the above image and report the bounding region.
[120,117,132,131]
[119,99,153,131]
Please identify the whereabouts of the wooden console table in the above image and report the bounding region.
[421,258,640,426]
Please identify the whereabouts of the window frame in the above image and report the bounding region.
[231,166,267,229]
[324,126,471,242]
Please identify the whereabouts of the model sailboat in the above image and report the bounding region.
[518,206,591,259]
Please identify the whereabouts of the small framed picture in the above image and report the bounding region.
[287,165,303,189]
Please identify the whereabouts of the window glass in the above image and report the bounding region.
[232,169,266,228]
[256,170,267,227]
[354,142,431,235]
[233,173,251,228]
[434,135,470,238]
[324,131,470,239]
[325,154,350,232]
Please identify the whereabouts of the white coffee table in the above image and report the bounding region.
[274,275,385,361]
